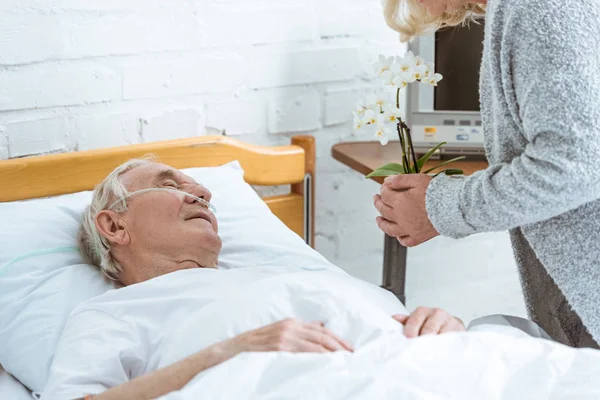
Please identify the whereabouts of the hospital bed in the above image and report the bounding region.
[2,135,600,399]
[0,135,319,397]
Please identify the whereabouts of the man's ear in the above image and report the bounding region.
[95,210,130,246]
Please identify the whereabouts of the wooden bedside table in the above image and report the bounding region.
[332,141,488,305]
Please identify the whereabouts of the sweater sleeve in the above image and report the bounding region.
[425,0,600,238]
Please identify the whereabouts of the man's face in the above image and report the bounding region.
[107,163,222,284]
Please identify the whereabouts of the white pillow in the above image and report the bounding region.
[0,160,337,393]
[0,365,32,400]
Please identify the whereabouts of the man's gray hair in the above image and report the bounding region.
[79,156,157,280]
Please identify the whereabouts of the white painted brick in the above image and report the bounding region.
[6,117,69,158]
[247,47,361,89]
[206,99,265,136]
[69,112,141,151]
[317,0,397,39]
[0,0,157,12]
[316,170,381,214]
[199,2,315,47]
[336,214,385,258]
[123,55,242,100]
[0,15,66,65]
[67,15,200,59]
[59,0,159,11]
[268,89,320,134]
[0,65,120,111]
[324,88,361,126]
[315,207,339,258]
[315,232,339,264]
[0,129,8,159]
[141,109,204,143]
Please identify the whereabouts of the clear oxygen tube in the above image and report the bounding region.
[107,188,217,214]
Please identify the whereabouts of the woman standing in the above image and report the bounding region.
[373,0,600,348]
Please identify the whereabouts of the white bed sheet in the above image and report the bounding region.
[160,327,600,400]
[0,365,32,400]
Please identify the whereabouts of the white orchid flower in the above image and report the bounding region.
[400,69,417,83]
[382,104,403,123]
[400,51,416,68]
[364,94,387,112]
[415,54,425,67]
[354,52,444,145]
[353,114,364,130]
[380,70,396,86]
[354,99,365,114]
[373,54,395,77]
[377,113,398,145]
[362,109,378,126]
[421,73,443,86]
[392,55,416,79]
[424,62,435,77]
[392,75,408,89]
[414,64,429,81]
[375,127,389,145]
[373,116,391,145]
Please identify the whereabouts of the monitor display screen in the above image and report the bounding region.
[434,22,485,112]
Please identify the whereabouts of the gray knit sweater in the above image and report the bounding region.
[426,0,600,346]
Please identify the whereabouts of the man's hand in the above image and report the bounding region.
[227,318,354,354]
[393,307,465,338]
[373,174,439,247]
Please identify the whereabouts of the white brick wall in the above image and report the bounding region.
[141,109,204,142]
[268,88,321,134]
[0,0,526,322]
[122,54,243,100]
[5,117,70,158]
[247,47,362,89]
[206,98,266,136]
[69,112,141,151]
[199,2,317,47]
[0,65,120,111]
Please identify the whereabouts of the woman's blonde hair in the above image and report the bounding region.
[383,0,486,42]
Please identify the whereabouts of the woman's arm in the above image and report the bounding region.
[425,0,600,238]
[83,318,353,400]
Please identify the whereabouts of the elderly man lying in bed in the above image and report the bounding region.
[42,159,466,400]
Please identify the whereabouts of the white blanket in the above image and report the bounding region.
[43,266,600,399]
[161,330,600,400]
[43,266,406,399]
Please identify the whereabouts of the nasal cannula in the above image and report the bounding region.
[107,188,217,213]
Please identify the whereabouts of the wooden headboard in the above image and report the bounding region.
[0,135,316,247]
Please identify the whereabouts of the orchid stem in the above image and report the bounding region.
[397,123,410,173]
[403,121,419,173]
[395,88,411,173]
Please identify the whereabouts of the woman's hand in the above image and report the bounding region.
[225,318,354,354]
[393,306,465,338]
[373,174,439,247]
